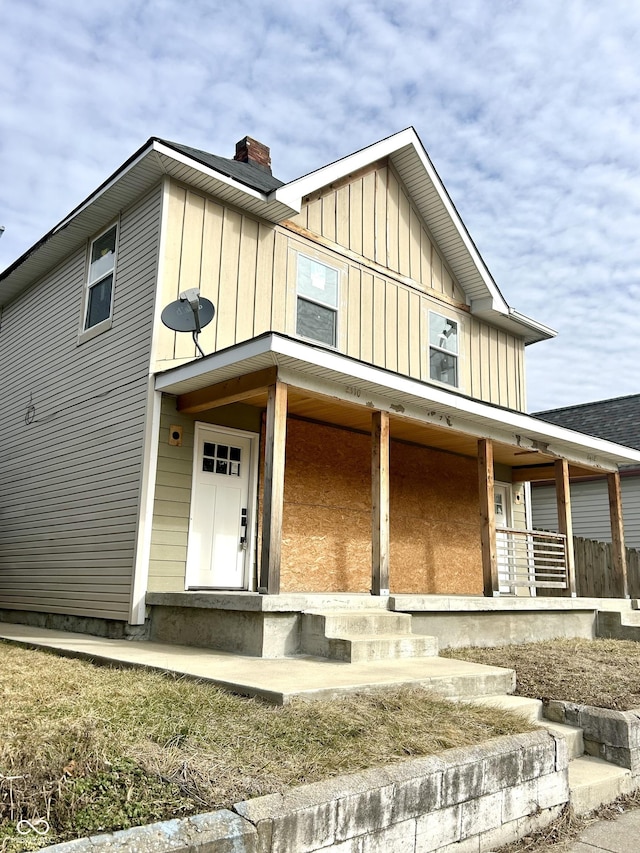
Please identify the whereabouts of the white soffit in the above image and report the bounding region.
[155,334,640,470]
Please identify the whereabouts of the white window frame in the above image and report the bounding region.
[293,250,342,349]
[78,220,119,344]
[428,309,460,389]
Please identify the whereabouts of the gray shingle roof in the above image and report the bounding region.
[157,139,285,193]
[535,394,640,451]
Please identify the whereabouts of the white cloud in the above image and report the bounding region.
[2,0,640,411]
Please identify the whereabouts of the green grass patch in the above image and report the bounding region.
[1,640,533,849]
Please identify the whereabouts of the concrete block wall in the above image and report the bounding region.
[41,731,569,852]
[546,700,640,779]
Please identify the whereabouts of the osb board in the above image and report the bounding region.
[277,418,483,595]
[280,419,372,593]
[389,442,483,595]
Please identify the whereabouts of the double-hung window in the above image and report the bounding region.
[84,224,118,332]
[429,311,459,388]
[295,254,339,347]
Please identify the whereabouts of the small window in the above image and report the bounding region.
[296,254,339,347]
[429,311,459,387]
[84,224,117,331]
[202,442,242,477]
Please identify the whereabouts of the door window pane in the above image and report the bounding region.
[203,441,242,476]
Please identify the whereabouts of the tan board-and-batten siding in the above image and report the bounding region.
[156,175,526,411]
[0,186,163,621]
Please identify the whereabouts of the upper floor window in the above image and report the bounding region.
[84,224,118,331]
[429,311,459,387]
[296,254,339,347]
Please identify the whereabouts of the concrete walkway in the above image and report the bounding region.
[562,807,640,852]
[0,621,513,704]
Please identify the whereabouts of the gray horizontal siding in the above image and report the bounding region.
[0,184,162,621]
[531,477,640,550]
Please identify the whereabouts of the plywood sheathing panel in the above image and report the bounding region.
[280,419,371,593]
[390,440,483,595]
[277,418,483,595]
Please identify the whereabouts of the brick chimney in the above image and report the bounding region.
[233,136,272,173]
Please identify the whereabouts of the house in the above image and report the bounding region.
[532,394,640,549]
[3,128,640,656]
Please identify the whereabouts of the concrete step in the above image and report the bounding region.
[431,666,516,700]
[464,695,584,758]
[323,632,439,662]
[300,611,439,661]
[543,720,584,759]
[304,610,414,636]
[569,755,634,815]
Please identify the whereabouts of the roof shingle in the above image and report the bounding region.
[535,394,640,451]
[158,139,285,193]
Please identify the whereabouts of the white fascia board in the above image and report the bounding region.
[59,141,287,236]
[53,143,159,233]
[154,334,640,469]
[153,142,270,204]
[271,128,418,213]
[154,335,279,391]
[507,308,557,340]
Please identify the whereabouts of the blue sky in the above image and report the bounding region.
[2,0,640,411]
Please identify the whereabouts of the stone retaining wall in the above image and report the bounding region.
[41,730,568,853]
[546,699,640,779]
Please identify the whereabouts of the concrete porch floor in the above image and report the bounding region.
[0,621,514,705]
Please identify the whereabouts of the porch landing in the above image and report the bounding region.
[145,592,639,654]
[0,621,513,705]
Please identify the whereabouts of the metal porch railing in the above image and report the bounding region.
[496,527,569,593]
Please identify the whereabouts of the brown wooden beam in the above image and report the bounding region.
[177,367,278,413]
[511,464,557,483]
[259,382,287,595]
[478,438,499,597]
[371,410,390,596]
[555,459,577,597]
[607,471,629,598]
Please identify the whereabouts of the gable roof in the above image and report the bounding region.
[0,128,555,345]
[535,394,640,451]
[273,128,555,345]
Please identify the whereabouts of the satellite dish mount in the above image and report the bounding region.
[160,288,215,357]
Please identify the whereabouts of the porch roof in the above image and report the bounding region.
[154,333,640,476]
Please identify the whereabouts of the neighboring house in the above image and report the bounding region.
[532,394,640,548]
[2,128,640,651]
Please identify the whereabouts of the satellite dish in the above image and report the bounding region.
[161,288,215,357]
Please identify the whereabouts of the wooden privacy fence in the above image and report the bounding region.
[573,536,640,598]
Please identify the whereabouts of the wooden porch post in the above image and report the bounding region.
[607,471,629,598]
[554,459,577,597]
[259,382,287,595]
[371,410,390,596]
[478,439,499,596]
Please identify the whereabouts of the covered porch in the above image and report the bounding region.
[154,333,640,605]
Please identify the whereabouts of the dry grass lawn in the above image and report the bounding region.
[0,641,533,851]
[443,638,640,711]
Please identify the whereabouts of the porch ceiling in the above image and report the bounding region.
[155,333,640,476]
[219,384,595,476]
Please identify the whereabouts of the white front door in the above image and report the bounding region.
[186,425,256,589]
